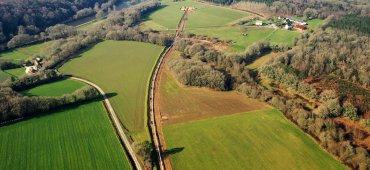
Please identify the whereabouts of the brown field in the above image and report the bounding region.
[158,65,270,125]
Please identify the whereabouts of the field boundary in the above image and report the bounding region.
[68,76,142,170]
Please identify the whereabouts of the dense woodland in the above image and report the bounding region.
[0,0,120,49]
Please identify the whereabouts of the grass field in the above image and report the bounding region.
[0,101,132,170]
[159,63,269,124]
[246,52,278,69]
[187,27,299,51]
[78,19,105,30]
[0,70,11,83]
[22,79,86,96]
[142,0,248,31]
[164,109,346,170]
[0,41,51,63]
[3,67,25,78]
[60,40,164,133]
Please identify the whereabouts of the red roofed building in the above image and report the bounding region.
[295,25,306,30]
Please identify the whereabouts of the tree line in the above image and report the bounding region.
[0,70,99,123]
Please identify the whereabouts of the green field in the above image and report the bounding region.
[164,109,346,170]
[0,70,11,83]
[0,101,132,170]
[0,41,51,63]
[187,27,299,51]
[60,40,164,134]
[22,79,86,96]
[143,0,248,30]
[3,67,25,78]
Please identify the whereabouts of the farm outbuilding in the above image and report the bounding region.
[255,20,263,26]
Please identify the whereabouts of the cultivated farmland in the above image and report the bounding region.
[0,101,132,170]
[22,79,86,96]
[60,40,164,134]
[163,109,347,170]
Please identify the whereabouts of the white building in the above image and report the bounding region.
[255,20,263,26]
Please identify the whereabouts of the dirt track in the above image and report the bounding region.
[68,76,142,170]
[149,9,189,170]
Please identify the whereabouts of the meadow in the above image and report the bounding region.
[3,67,25,78]
[186,27,299,51]
[22,79,86,96]
[142,0,248,31]
[163,109,347,170]
[0,41,51,63]
[0,101,132,170]
[60,40,164,134]
[159,63,269,124]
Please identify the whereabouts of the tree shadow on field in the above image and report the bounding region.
[104,92,117,99]
[163,147,184,156]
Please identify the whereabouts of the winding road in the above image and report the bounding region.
[68,76,142,170]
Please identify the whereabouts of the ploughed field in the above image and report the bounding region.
[60,40,164,136]
[0,80,131,170]
[163,109,346,170]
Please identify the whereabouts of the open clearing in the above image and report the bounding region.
[187,27,299,51]
[0,101,131,170]
[22,79,86,96]
[142,0,248,31]
[246,52,278,69]
[0,41,51,63]
[3,67,26,78]
[164,109,346,170]
[159,64,270,124]
[60,40,164,134]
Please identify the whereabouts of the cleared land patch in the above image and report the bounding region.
[164,109,347,170]
[142,0,248,31]
[0,41,51,63]
[60,40,164,133]
[3,67,26,78]
[186,27,299,51]
[0,101,132,170]
[158,51,270,124]
[246,52,278,69]
[22,79,86,96]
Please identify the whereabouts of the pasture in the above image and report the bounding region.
[0,70,11,83]
[159,66,269,124]
[163,109,346,170]
[60,40,164,133]
[246,52,278,69]
[22,79,86,96]
[0,101,132,170]
[0,41,51,63]
[186,27,299,51]
[142,0,248,31]
[3,67,25,78]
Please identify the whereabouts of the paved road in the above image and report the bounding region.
[148,8,189,170]
[68,77,142,170]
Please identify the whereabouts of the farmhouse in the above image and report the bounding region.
[255,20,263,26]
[295,25,306,30]
[24,58,43,74]
[180,6,196,11]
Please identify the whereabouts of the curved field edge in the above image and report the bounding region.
[163,109,347,170]
[21,79,86,96]
[0,101,132,170]
[59,40,165,134]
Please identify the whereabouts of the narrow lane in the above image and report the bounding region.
[148,8,189,170]
[68,76,142,170]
